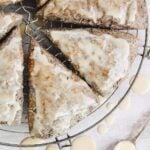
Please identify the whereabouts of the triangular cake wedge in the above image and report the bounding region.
[38,0,147,29]
[0,0,21,5]
[44,29,138,96]
[0,13,23,39]
[28,40,102,138]
[0,28,24,125]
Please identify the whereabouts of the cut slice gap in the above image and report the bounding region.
[22,34,31,120]
[28,39,103,138]
[36,0,49,9]
[0,27,24,125]
[0,26,16,44]
[44,29,138,96]
[0,12,23,40]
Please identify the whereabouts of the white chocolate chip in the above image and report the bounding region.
[20,137,43,150]
[71,136,96,150]
[106,102,115,110]
[105,114,115,125]
[46,145,59,150]
[113,141,136,150]
[132,75,150,95]
[97,124,108,134]
[119,96,131,110]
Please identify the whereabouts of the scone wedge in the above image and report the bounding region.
[38,0,147,29]
[0,28,24,125]
[28,40,102,138]
[44,29,138,96]
[0,12,23,39]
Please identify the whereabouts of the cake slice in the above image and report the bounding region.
[0,13,23,39]
[0,28,24,125]
[0,0,21,5]
[38,0,147,29]
[44,29,138,96]
[28,40,102,138]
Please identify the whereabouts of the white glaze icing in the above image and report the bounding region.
[71,136,96,150]
[0,35,23,124]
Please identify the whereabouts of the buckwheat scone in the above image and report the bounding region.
[0,28,24,125]
[28,40,102,138]
[38,0,147,29]
[0,12,22,39]
[44,29,138,96]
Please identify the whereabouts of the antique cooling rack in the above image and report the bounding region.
[0,0,149,149]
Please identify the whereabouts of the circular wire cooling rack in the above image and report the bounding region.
[0,0,150,149]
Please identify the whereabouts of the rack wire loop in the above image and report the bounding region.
[146,46,150,59]
[55,134,72,150]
